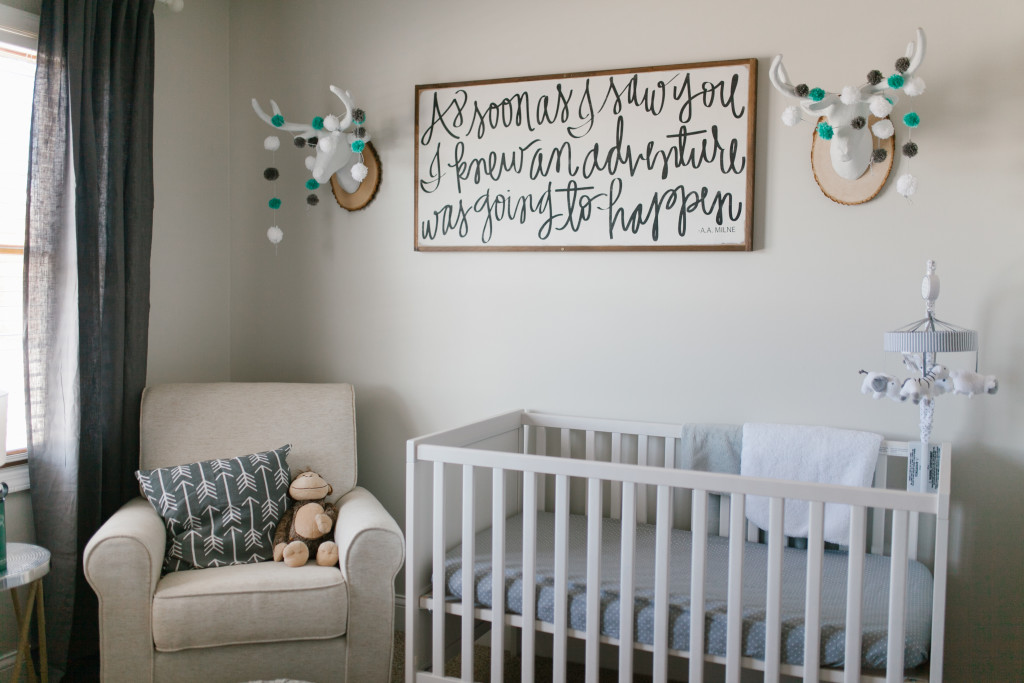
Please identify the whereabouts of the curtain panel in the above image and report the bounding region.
[25,0,155,674]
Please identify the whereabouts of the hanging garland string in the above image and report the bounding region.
[263,135,284,248]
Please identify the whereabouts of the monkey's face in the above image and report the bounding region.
[289,471,332,501]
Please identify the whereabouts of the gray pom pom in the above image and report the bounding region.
[307,136,319,147]
[850,116,866,130]
[867,70,883,85]
[306,193,320,206]
[871,148,888,163]
[263,167,279,181]
[795,83,809,97]
[895,57,911,74]
[902,141,919,158]
[293,136,306,148]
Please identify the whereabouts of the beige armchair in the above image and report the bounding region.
[84,383,404,682]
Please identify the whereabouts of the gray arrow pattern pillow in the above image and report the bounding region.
[136,445,292,573]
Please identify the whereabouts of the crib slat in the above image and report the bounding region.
[561,427,571,459]
[536,427,547,513]
[765,497,785,682]
[690,489,708,683]
[610,433,623,520]
[886,509,909,683]
[431,461,445,675]
[803,501,825,682]
[653,484,671,683]
[908,510,920,561]
[719,494,731,537]
[585,430,596,460]
[618,482,637,683]
[461,466,475,681]
[553,474,570,683]
[638,434,649,524]
[871,452,888,555]
[491,469,506,683]
[585,478,603,683]
[725,493,745,683]
[521,472,538,683]
[844,506,867,683]
[930,513,950,683]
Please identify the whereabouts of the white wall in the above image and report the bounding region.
[149,0,1024,678]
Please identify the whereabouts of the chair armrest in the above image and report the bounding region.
[333,486,404,682]
[83,497,167,683]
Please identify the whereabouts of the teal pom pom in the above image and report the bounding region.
[268,197,282,210]
[808,88,825,102]
[887,74,905,89]
[311,116,324,130]
[351,139,365,153]
[903,112,920,128]
[271,114,285,127]
[305,178,320,190]
[817,121,834,140]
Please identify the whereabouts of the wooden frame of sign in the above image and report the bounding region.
[414,59,756,251]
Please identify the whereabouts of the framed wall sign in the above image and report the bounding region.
[414,59,757,251]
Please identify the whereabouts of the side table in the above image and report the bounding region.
[1,543,49,683]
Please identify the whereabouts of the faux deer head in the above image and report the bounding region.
[770,28,926,202]
[252,86,370,194]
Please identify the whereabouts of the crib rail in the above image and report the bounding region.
[406,410,950,683]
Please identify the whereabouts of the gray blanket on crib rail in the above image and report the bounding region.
[444,511,932,671]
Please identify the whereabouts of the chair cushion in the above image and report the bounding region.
[136,445,292,572]
[152,561,347,652]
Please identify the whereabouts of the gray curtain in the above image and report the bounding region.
[24,0,155,676]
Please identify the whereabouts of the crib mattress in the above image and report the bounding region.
[444,511,932,670]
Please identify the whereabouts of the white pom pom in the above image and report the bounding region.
[317,135,336,153]
[304,155,316,171]
[781,106,802,127]
[896,173,918,197]
[323,114,340,131]
[869,95,893,118]
[351,162,369,183]
[871,118,895,139]
[267,226,284,244]
[903,76,926,97]
[840,86,859,105]
[263,135,280,151]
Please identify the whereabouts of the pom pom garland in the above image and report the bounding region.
[263,167,279,181]
[323,114,340,131]
[867,69,884,85]
[871,148,888,163]
[895,56,911,74]
[817,121,834,140]
[903,76,926,97]
[263,136,280,151]
[903,112,920,128]
[887,74,905,89]
[305,178,320,191]
[271,114,284,127]
[268,197,282,210]
[850,116,866,130]
[871,118,895,139]
[305,155,316,171]
[311,116,324,130]
[351,139,366,153]
[869,95,894,117]
[795,84,809,97]
[306,193,319,206]
[781,106,802,127]
[902,141,919,158]
[267,226,283,244]
[293,136,306,148]
[351,162,369,182]
[840,86,859,105]
[896,173,918,197]
[809,88,826,102]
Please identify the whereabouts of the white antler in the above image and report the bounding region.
[768,54,839,111]
[329,86,356,131]
[251,98,320,138]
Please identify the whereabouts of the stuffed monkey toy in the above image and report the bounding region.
[273,470,340,567]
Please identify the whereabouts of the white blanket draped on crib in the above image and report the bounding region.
[740,423,883,544]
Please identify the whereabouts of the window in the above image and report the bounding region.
[0,5,38,461]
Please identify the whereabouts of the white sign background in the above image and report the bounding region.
[415,59,756,251]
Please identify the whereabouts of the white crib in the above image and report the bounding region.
[404,410,949,683]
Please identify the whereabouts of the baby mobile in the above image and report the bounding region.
[252,86,373,246]
[769,28,927,203]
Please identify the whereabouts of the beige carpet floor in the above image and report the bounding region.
[390,630,654,682]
